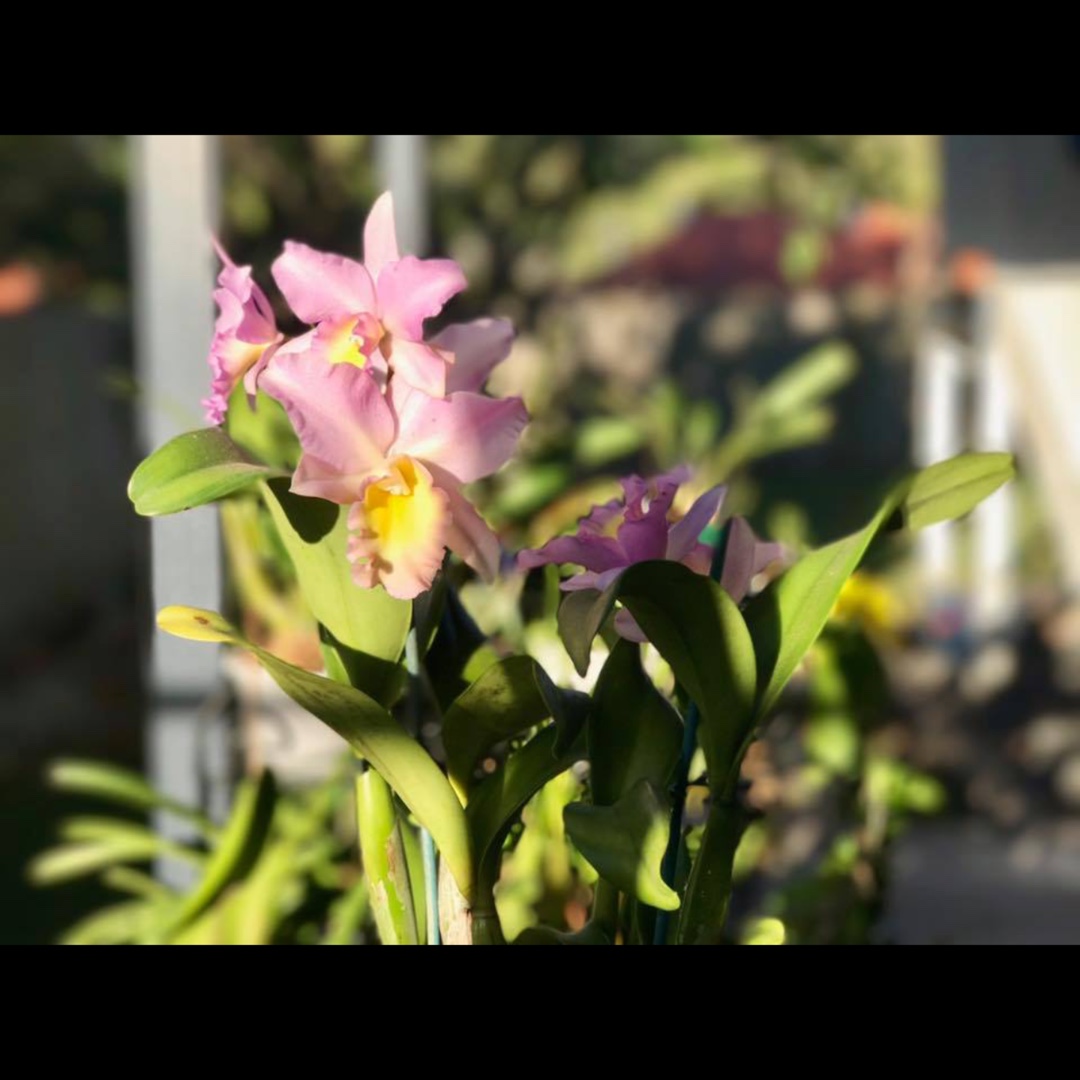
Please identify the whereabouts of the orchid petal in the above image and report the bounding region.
[519,535,627,576]
[377,257,467,341]
[364,192,402,279]
[203,246,282,426]
[272,242,376,325]
[291,454,373,505]
[614,609,650,644]
[721,518,786,605]
[393,390,528,485]
[429,466,502,582]
[668,485,727,563]
[347,459,451,601]
[242,339,283,405]
[433,319,516,395]
[261,354,393,504]
[384,338,449,398]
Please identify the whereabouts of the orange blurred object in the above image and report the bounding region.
[0,262,45,317]
[950,248,997,298]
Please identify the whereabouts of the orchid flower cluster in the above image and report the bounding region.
[206,195,778,627]
[205,194,527,602]
[131,193,1015,946]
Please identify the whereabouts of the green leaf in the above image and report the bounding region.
[750,343,857,420]
[323,877,373,947]
[558,590,612,679]
[745,500,898,721]
[444,657,590,801]
[747,455,1016,721]
[47,760,216,838]
[29,838,189,887]
[468,726,587,902]
[262,480,410,706]
[129,429,283,517]
[575,416,647,468]
[565,781,680,913]
[560,564,758,793]
[158,607,474,903]
[167,771,278,936]
[60,901,166,947]
[355,770,421,947]
[590,641,683,809]
[900,453,1017,532]
[742,918,787,947]
[58,818,203,863]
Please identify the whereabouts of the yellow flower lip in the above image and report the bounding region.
[348,457,451,601]
[328,314,388,369]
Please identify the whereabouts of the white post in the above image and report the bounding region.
[971,291,1019,635]
[377,135,429,255]
[132,135,229,883]
[914,328,966,596]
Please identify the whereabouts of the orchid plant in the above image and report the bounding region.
[129,194,1015,946]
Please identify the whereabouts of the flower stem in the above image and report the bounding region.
[676,801,744,946]
[653,703,701,946]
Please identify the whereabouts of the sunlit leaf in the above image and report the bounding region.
[742,918,787,946]
[157,607,474,902]
[29,837,195,888]
[744,501,898,720]
[355,770,421,947]
[262,480,409,706]
[60,901,167,947]
[565,782,680,912]
[129,429,283,517]
[444,657,590,801]
[900,452,1016,532]
[167,771,278,936]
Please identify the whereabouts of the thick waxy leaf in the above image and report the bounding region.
[167,771,278,935]
[129,429,283,517]
[263,480,409,706]
[746,453,1016,721]
[468,727,587,901]
[900,453,1016,532]
[744,506,894,721]
[158,607,474,902]
[590,641,683,809]
[565,782,680,913]
[560,563,758,791]
[355,770,421,947]
[444,657,590,801]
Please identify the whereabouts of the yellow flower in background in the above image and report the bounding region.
[831,573,908,641]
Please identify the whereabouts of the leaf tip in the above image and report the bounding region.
[157,607,239,646]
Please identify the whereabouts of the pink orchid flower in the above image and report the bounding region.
[203,244,283,427]
[519,470,782,643]
[261,353,528,601]
[271,194,469,399]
